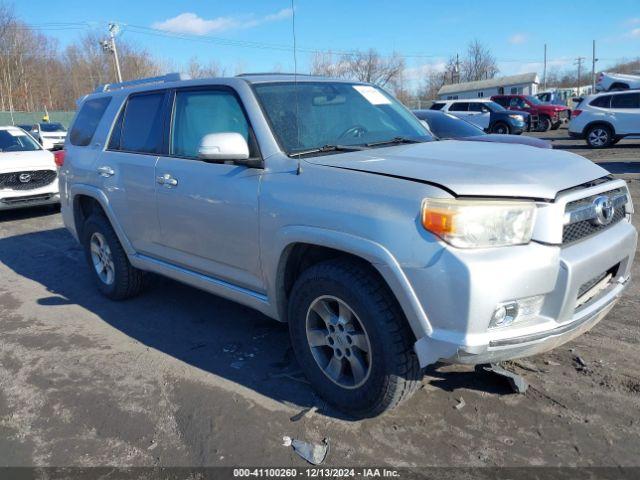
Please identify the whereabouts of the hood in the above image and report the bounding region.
[0,150,56,173]
[305,140,607,200]
[464,134,552,149]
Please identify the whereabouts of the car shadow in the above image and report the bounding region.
[0,226,509,419]
[0,205,59,223]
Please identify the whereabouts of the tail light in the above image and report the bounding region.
[53,150,65,167]
[572,109,582,117]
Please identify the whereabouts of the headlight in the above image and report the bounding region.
[421,198,536,248]
[508,114,524,121]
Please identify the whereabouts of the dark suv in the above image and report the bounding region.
[492,94,570,132]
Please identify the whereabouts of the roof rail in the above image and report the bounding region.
[236,72,315,77]
[94,72,191,93]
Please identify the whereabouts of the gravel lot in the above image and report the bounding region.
[1,132,639,468]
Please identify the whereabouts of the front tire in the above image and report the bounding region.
[82,213,145,300]
[585,124,613,148]
[491,122,511,134]
[288,259,421,417]
[538,116,552,132]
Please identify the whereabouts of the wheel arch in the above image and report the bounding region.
[69,185,136,255]
[269,226,433,341]
[582,120,616,137]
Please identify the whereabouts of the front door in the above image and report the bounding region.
[154,86,264,293]
[609,92,640,135]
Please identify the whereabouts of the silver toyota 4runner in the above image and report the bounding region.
[61,73,637,417]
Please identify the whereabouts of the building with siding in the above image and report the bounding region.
[437,73,539,100]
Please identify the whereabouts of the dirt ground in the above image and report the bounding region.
[0,132,639,468]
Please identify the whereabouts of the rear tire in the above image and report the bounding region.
[550,121,561,130]
[585,124,613,148]
[491,122,510,134]
[82,213,145,300]
[288,259,421,417]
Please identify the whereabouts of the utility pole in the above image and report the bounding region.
[591,40,598,93]
[574,56,586,93]
[455,53,460,83]
[100,22,123,83]
[543,44,547,91]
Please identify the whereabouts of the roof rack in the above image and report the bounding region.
[94,72,191,93]
[236,72,315,77]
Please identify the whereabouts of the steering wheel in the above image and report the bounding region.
[337,125,368,141]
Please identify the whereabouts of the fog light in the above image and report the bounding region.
[489,295,544,329]
[490,302,518,328]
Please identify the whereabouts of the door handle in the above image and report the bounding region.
[97,165,115,177]
[157,173,178,187]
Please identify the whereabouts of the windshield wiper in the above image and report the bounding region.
[289,144,366,158]
[366,136,424,147]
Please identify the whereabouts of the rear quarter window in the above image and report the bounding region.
[69,97,112,146]
[590,95,611,108]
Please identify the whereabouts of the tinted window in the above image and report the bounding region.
[590,95,611,108]
[40,123,66,132]
[449,102,469,112]
[118,92,165,154]
[611,93,640,109]
[493,97,508,107]
[430,102,445,110]
[69,97,111,146]
[422,112,484,139]
[171,89,252,158]
[468,102,488,112]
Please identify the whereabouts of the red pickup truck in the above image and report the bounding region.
[491,94,570,132]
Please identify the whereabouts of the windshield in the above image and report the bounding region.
[525,96,542,105]
[40,123,66,132]
[418,112,484,139]
[0,129,41,152]
[253,81,432,154]
[486,101,505,112]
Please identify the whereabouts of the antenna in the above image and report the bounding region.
[291,0,302,175]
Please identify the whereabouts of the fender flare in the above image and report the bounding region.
[266,225,434,340]
[582,120,616,137]
[68,184,136,256]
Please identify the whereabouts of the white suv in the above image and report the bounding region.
[569,90,640,148]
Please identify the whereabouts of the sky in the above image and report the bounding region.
[15,0,640,84]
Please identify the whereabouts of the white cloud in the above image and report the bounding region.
[629,28,640,37]
[508,33,527,45]
[152,8,293,35]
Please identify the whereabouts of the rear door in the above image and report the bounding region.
[447,102,472,121]
[99,90,168,255]
[153,85,264,293]
[609,92,640,135]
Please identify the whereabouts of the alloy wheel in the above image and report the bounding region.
[305,295,372,389]
[588,128,609,147]
[89,232,115,285]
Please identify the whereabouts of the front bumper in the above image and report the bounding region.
[411,218,637,367]
[0,181,60,210]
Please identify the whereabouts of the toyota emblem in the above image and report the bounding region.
[18,173,32,183]
[592,195,615,226]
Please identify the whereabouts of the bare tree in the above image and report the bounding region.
[186,56,224,79]
[311,49,405,88]
[461,40,499,82]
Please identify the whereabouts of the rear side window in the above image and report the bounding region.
[449,102,469,112]
[493,97,508,107]
[468,103,488,112]
[69,97,111,146]
[109,92,165,154]
[590,95,611,108]
[430,102,445,111]
[611,93,640,109]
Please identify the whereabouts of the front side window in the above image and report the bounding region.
[590,95,611,108]
[111,92,165,154]
[0,129,41,152]
[468,103,488,112]
[70,97,111,146]
[170,89,251,158]
[253,82,431,154]
[611,93,640,109]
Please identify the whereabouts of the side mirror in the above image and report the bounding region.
[198,132,250,162]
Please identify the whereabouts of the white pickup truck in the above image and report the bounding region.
[596,72,640,92]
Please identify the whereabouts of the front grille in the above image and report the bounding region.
[563,188,627,244]
[0,170,57,191]
[576,264,619,308]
